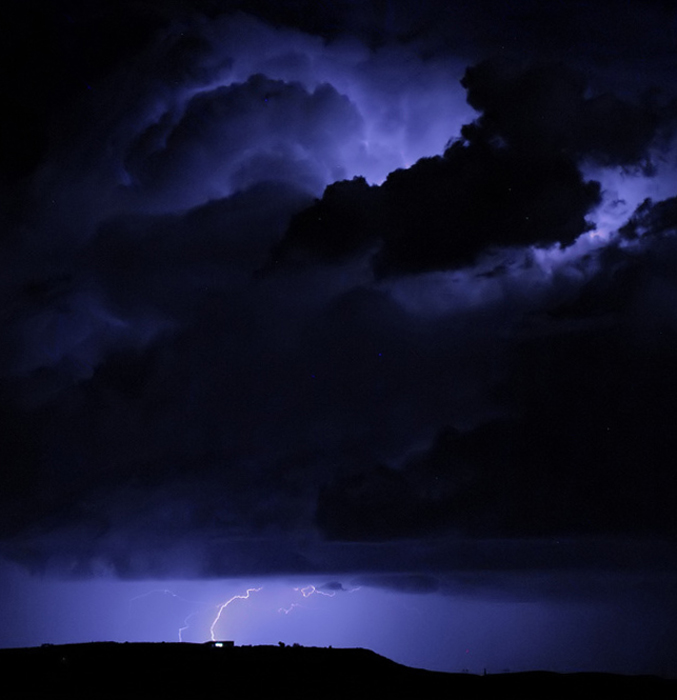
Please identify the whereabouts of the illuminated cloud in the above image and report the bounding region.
[274,56,677,276]
[122,74,366,207]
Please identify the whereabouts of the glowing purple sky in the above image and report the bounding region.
[2,557,675,676]
[1,0,677,678]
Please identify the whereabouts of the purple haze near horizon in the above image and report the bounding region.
[1,558,676,677]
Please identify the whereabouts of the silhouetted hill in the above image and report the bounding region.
[0,642,675,698]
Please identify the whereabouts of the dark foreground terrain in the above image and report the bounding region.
[1,642,675,698]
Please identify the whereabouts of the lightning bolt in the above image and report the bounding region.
[128,588,210,642]
[278,582,361,615]
[296,585,336,598]
[130,582,361,643]
[278,602,301,614]
[129,588,192,607]
[210,587,262,641]
[178,609,204,642]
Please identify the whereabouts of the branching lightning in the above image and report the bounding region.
[128,588,209,642]
[278,602,301,614]
[210,587,262,641]
[130,582,362,642]
[278,582,361,615]
[129,588,194,608]
[179,610,202,642]
[296,585,336,598]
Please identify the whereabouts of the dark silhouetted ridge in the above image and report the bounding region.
[0,642,675,698]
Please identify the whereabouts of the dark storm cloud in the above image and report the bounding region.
[319,580,347,592]
[315,426,489,541]
[274,141,599,276]
[460,58,672,168]
[8,194,677,576]
[273,54,677,276]
[316,209,677,544]
[0,220,527,578]
[619,195,677,240]
[0,183,318,561]
[351,565,677,605]
[2,0,677,583]
[352,573,440,594]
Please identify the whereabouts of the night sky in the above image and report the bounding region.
[1,0,677,676]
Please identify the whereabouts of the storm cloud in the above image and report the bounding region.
[1,0,677,592]
[274,57,676,275]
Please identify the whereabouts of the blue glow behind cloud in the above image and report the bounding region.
[84,14,476,215]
